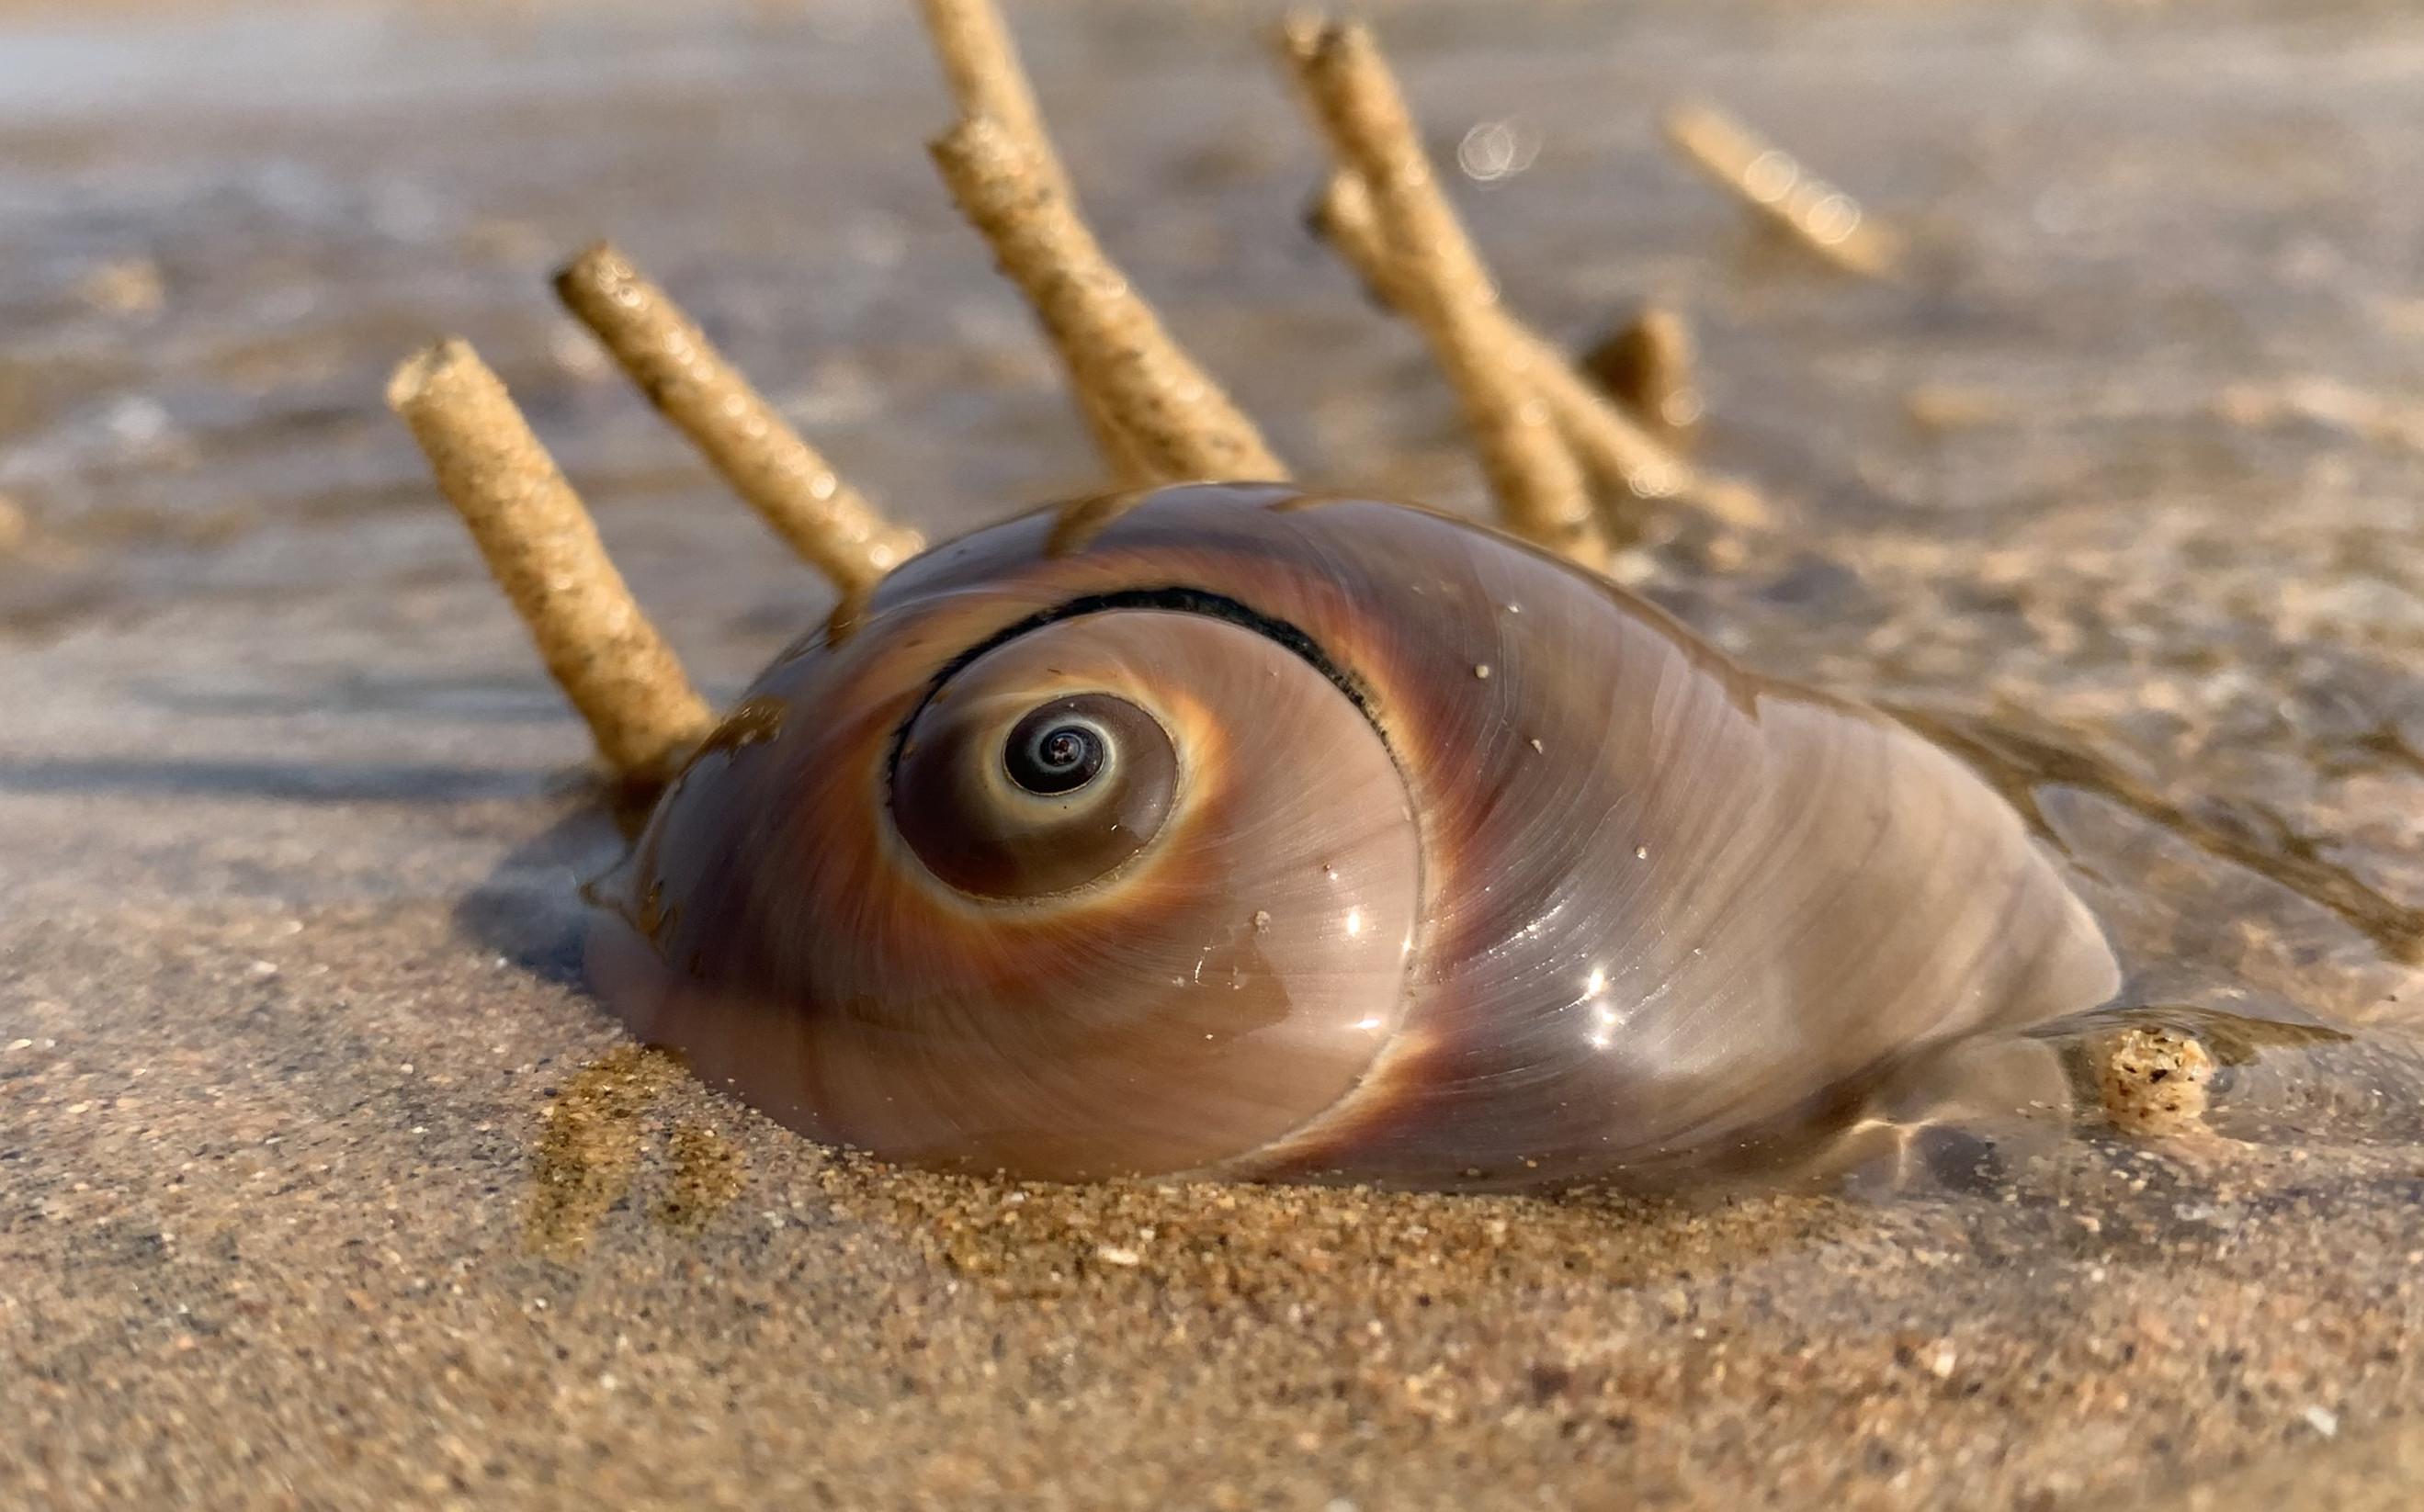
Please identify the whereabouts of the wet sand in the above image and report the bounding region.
[6,1,2424,1506]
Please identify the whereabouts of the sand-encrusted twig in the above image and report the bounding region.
[1309,171,1769,541]
[1281,19,1601,564]
[554,243,922,594]
[919,0,1284,485]
[1662,103,1899,278]
[2096,1028,2216,1139]
[919,0,1152,481]
[931,116,1288,483]
[386,339,712,784]
[1582,303,1702,446]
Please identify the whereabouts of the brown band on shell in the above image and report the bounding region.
[384,339,712,785]
[553,243,923,594]
[1278,19,1603,566]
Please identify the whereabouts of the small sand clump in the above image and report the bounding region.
[2098,1028,2218,1137]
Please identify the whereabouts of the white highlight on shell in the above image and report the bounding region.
[1579,965,1628,1051]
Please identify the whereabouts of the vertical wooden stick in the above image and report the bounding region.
[386,339,713,784]
[554,243,922,594]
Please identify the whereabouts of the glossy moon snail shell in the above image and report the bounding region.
[588,483,2121,1187]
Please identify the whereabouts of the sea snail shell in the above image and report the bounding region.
[589,483,2121,1187]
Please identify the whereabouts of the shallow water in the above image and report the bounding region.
[4,0,2424,1506]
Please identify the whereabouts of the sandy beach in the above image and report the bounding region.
[5,1,2423,1506]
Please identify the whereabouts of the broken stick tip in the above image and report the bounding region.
[1274,11,1327,65]
[927,110,1011,172]
[383,336,472,413]
[551,239,624,291]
